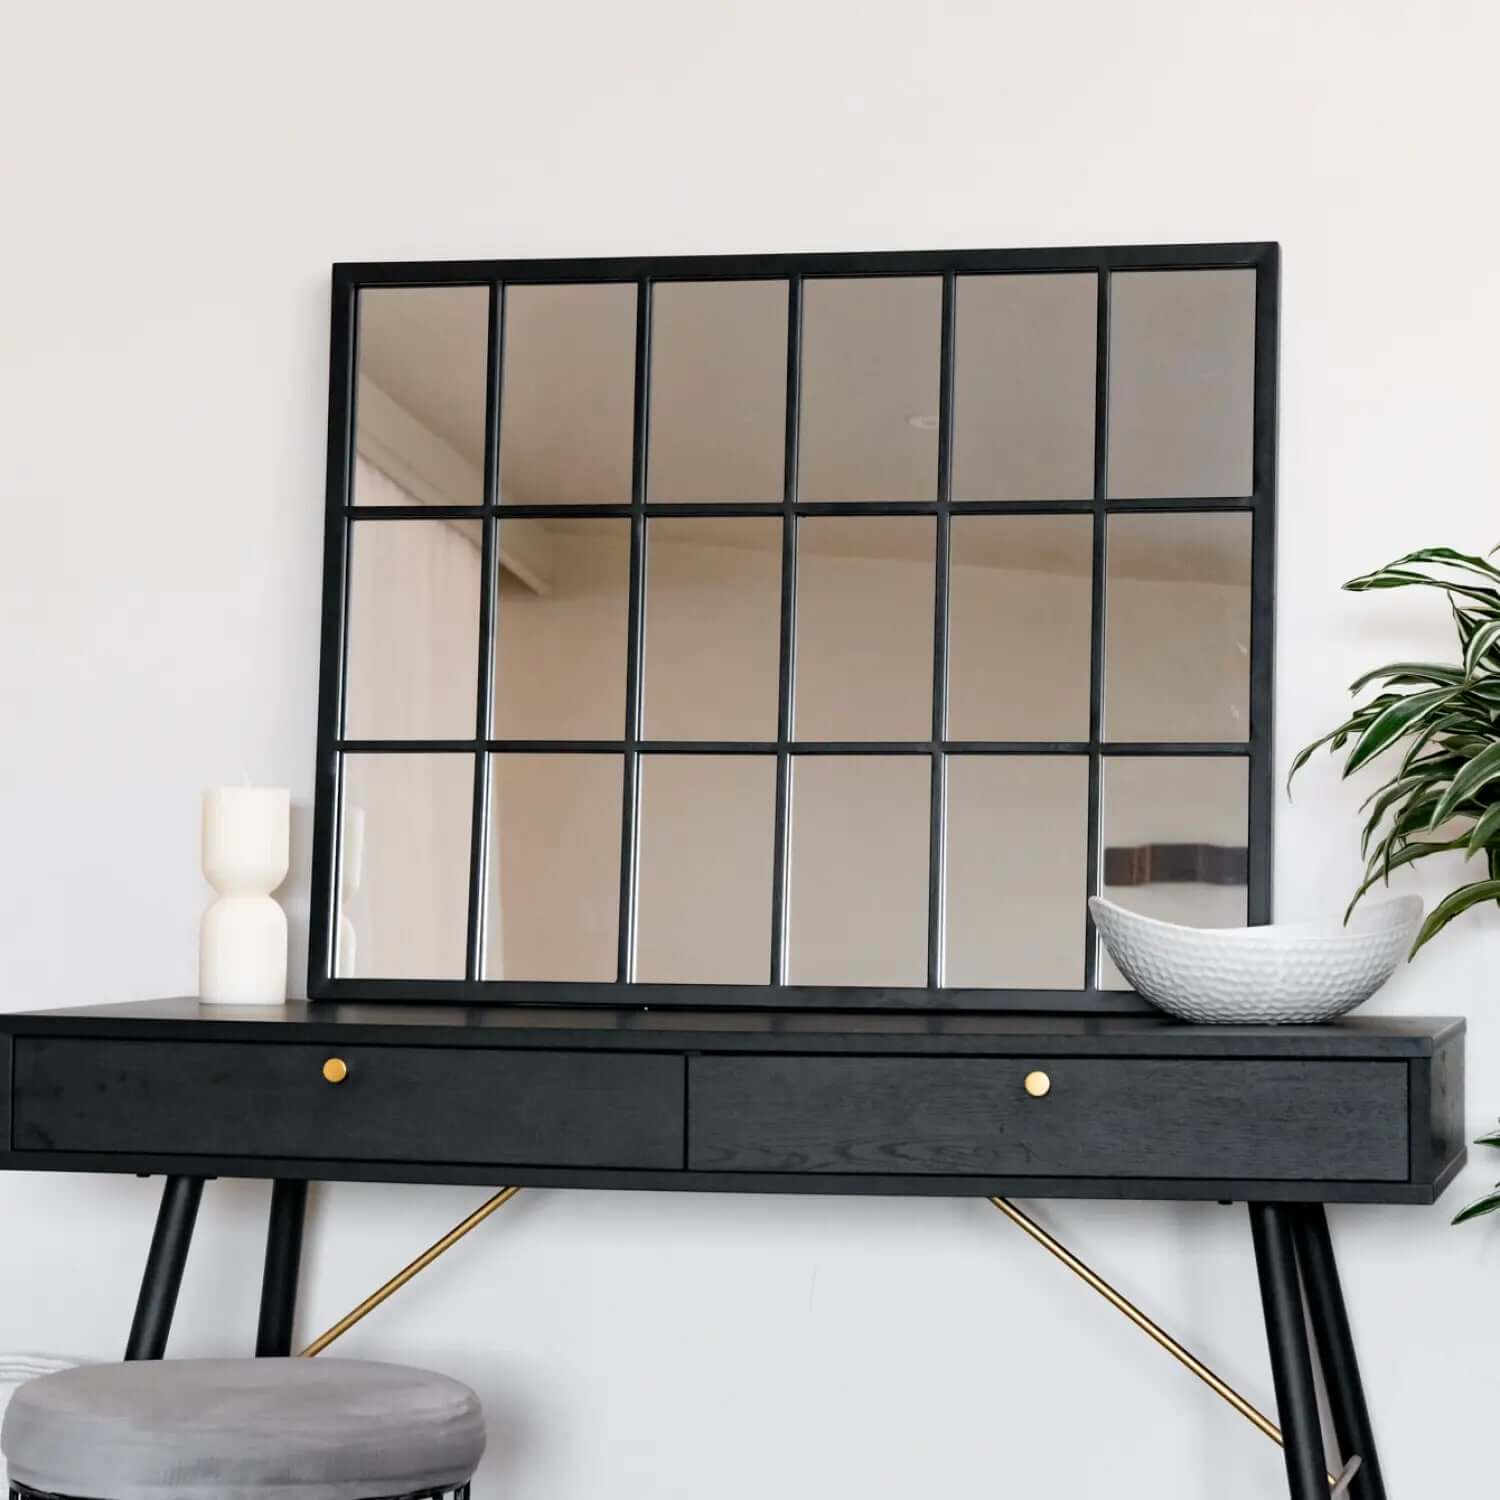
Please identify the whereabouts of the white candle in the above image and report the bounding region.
[200,787,290,1006]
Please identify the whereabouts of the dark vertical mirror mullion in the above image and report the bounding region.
[1083,267,1111,989]
[617,278,652,982]
[927,272,956,987]
[769,275,802,985]
[463,283,505,982]
[1247,248,1279,925]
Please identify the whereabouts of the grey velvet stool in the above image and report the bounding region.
[1,1358,485,1500]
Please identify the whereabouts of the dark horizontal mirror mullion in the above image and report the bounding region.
[345,496,1263,522]
[333,738,1253,756]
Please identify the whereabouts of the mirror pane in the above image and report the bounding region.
[484,754,622,980]
[355,286,489,507]
[1099,755,1248,988]
[794,517,934,741]
[337,753,473,979]
[1107,269,1255,498]
[635,755,776,982]
[344,521,480,740]
[1105,513,1251,742]
[644,519,781,740]
[649,280,787,502]
[948,515,1091,741]
[953,274,1096,500]
[501,282,636,503]
[944,756,1087,987]
[492,520,630,739]
[787,755,930,985]
[799,276,942,501]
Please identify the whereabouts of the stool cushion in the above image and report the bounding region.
[1,1358,485,1500]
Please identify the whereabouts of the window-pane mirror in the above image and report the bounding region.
[1105,512,1252,742]
[345,521,481,740]
[953,273,1096,501]
[799,276,941,501]
[786,755,930,986]
[483,754,622,982]
[318,244,1275,1009]
[337,753,473,980]
[1107,269,1256,499]
[947,514,1092,741]
[644,519,781,740]
[794,516,934,741]
[649,280,787,502]
[636,755,776,983]
[354,286,489,508]
[501,282,637,503]
[1098,755,1249,988]
[492,520,630,740]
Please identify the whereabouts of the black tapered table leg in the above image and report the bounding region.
[125,1176,205,1360]
[1249,1203,1327,1500]
[1292,1204,1385,1500]
[256,1179,309,1356]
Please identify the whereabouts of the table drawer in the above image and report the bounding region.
[12,1039,684,1170]
[687,1056,1409,1181]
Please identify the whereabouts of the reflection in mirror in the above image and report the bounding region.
[953,274,1096,500]
[635,756,776,982]
[344,521,480,740]
[644,519,780,740]
[787,755,930,985]
[1108,269,1256,499]
[649,281,787,501]
[354,286,489,508]
[337,753,473,980]
[799,277,942,501]
[484,754,622,981]
[1105,513,1251,742]
[501,283,637,503]
[1099,755,1248,988]
[492,520,629,739]
[947,516,1091,741]
[794,517,934,741]
[945,756,1087,987]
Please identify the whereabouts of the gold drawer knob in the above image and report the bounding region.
[322,1057,349,1084]
[1023,1070,1051,1099]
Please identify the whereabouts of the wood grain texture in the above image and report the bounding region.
[12,1039,684,1170]
[687,1056,1409,1181]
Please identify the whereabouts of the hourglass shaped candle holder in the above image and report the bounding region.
[200,787,290,1005]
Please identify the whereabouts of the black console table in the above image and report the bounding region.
[0,999,1465,1500]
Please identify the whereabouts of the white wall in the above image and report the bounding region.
[2,3,1498,1494]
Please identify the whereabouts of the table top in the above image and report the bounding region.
[1,997,1463,1059]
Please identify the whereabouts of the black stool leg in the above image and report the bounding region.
[1292,1204,1385,1500]
[125,1175,205,1359]
[1250,1203,1327,1500]
[256,1179,309,1356]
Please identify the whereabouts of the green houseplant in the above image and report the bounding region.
[1290,545,1500,1222]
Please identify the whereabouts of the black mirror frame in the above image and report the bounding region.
[309,241,1279,1013]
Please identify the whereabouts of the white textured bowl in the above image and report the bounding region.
[1088,894,1424,1024]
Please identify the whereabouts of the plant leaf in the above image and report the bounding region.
[1474,1129,1500,1149]
[1467,802,1500,858]
[1410,877,1500,957]
[1342,688,1465,776]
[1452,1188,1500,1226]
[1348,662,1464,694]
[1466,618,1500,678]
[1345,836,1466,919]
[1381,546,1500,582]
[1344,570,1500,611]
[1428,740,1500,827]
